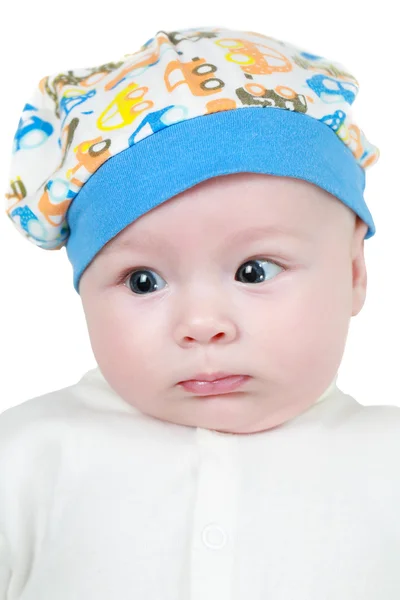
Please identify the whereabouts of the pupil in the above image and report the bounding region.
[240,261,265,283]
[130,272,154,293]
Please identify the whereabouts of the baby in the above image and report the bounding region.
[1,25,400,599]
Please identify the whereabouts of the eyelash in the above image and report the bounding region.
[115,257,288,287]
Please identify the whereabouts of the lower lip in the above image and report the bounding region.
[179,375,250,395]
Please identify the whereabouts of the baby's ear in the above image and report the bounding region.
[350,217,368,317]
[351,216,368,254]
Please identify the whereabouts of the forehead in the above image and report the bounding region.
[101,174,339,254]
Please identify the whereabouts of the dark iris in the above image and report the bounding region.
[127,259,270,295]
[127,271,159,294]
[236,260,266,284]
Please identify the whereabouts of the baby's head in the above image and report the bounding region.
[79,172,368,433]
[5,26,380,433]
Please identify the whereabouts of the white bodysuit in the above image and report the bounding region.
[0,367,399,599]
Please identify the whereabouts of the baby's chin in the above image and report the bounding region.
[142,393,313,434]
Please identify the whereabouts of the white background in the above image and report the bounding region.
[0,1,398,412]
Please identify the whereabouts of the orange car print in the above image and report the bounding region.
[216,37,293,76]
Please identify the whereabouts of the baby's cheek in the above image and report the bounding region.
[286,298,349,379]
[93,312,160,373]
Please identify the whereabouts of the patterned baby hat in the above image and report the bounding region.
[4,25,380,292]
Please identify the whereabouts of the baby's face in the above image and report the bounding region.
[79,173,368,434]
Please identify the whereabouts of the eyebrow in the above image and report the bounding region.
[104,225,307,256]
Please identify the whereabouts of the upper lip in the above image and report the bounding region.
[180,372,242,382]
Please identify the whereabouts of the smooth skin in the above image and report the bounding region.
[79,172,368,434]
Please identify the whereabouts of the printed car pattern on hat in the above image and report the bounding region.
[5,26,380,252]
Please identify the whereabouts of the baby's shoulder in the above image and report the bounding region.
[339,396,400,459]
[0,369,106,449]
[0,380,79,449]
[353,400,400,430]
[0,367,137,453]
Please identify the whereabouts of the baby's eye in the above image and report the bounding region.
[125,269,166,295]
[124,259,284,295]
[235,259,283,284]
